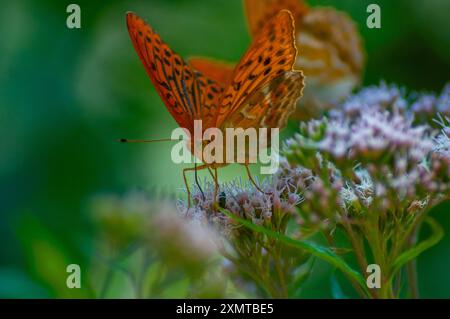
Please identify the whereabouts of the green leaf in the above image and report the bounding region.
[221,209,368,294]
[0,268,50,298]
[289,258,315,297]
[16,214,93,298]
[331,271,349,299]
[391,216,444,279]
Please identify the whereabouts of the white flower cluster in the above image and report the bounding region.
[284,83,449,223]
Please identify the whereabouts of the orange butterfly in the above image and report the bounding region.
[191,0,365,120]
[125,11,304,206]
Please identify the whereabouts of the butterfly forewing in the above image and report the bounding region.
[217,10,300,126]
[126,13,224,132]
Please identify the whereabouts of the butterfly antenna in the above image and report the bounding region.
[117,138,183,143]
[194,163,206,201]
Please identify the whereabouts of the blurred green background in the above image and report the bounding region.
[0,0,449,298]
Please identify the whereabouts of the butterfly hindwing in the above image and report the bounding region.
[189,58,235,87]
[220,70,304,131]
[126,13,224,131]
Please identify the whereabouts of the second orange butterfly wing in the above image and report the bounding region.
[244,0,308,38]
[126,12,224,132]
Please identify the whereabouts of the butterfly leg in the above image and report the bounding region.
[213,167,219,208]
[205,167,221,211]
[194,163,205,201]
[244,164,271,195]
[207,167,215,181]
[207,167,218,198]
[183,164,210,208]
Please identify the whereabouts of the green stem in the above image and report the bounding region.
[99,267,114,299]
[273,246,288,298]
[406,226,420,299]
[341,220,376,298]
[406,259,419,299]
